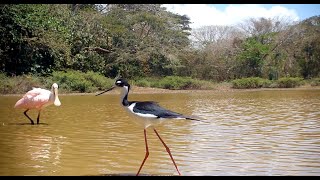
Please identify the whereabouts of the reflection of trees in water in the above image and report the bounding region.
[25,135,67,169]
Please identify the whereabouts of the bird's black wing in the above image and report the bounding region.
[132,101,183,118]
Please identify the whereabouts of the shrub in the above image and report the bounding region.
[133,76,215,90]
[275,77,304,88]
[231,77,270,89]
[134,79,152,87]
[310,78,320,86]
[83,71,114,90]
[51,71,94,93]
[157,76,196,90]
[50,70,114,93]
[0,71,114,94]
[0,73,43,94]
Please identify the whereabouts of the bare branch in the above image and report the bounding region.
[83,47,113,53]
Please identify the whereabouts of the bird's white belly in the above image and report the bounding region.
[125,104,164,129]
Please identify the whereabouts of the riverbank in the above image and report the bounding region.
[2,84,320,96]
[2,72,319,95]
[113,84,320,94]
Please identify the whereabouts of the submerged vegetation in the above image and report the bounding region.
[0,4,319,93]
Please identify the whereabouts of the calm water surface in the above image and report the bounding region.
[0,89,319,176]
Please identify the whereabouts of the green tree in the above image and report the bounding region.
[234,35,270,78]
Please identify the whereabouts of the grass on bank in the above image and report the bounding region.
[231,77,306,89]
[0,71,319,94]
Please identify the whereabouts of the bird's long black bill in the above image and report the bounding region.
[95,86,115,96]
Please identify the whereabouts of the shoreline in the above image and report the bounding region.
[1,85,320,96]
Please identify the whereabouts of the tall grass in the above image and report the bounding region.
[0,71,114,94]
[134,76,215,90]
[50,70,114,93]
[231,77,271,89]
[0,71,317,94]
[231,77,304,89]
[0,73,43,94]
[309,78,320,86]
[276,77,304,88]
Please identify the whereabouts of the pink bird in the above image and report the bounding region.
[14,83,61,125]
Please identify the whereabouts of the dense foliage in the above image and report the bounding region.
[0,4,191,78]
[0,4,319,92]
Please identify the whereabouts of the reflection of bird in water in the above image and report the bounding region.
[14,83,61,125]
[96,78,201,176]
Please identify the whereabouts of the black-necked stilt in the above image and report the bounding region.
[96,78,201,176]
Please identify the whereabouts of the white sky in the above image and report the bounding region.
[162,4,300,29]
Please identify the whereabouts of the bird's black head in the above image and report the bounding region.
[115,78,130,88]
[95,78,130,96]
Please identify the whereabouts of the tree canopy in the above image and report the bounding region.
[0,4,319,81]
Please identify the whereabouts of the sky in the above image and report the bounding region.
[161,4,320,29]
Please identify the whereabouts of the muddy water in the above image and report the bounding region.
[0,89,319,175]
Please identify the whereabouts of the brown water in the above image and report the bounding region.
[0,89,320,176]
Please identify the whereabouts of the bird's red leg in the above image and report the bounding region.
[24,109,34,125]
[154,128,181,176]
[136,129,149,176]
[37,110,41,124]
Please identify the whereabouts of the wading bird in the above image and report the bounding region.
[96,78,201,176]
[14,83,61,125]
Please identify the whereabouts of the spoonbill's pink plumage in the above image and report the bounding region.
[14,83,61,125]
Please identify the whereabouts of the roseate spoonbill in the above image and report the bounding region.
[14,83,61,125]
[96,78,201,176]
